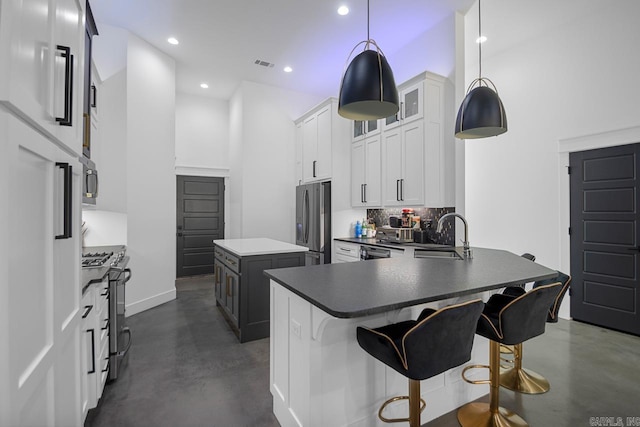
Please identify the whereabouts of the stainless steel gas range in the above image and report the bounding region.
[81,250,132,381]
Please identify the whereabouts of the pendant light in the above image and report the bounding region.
[338,0,399,120]
[455,0,507,139]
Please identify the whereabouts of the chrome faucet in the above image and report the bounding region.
[436,213,472,258]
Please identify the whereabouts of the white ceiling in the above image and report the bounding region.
[89,0,476,100]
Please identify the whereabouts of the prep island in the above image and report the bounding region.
[264,247,557,426]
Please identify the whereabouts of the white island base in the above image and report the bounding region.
[270,281,491,427]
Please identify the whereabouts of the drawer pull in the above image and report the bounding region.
[87,329,96,374]
[82,305,93,319]
[101,319,109,331]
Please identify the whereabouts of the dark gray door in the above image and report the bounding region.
[570,143,640,336]
[176,176,224,277]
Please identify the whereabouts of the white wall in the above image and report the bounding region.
[93,69,127,213]
[463,0,640,318]
[125,33,177,315]
[175,94,229,170]
[228,81,320,242]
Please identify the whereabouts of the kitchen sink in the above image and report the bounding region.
[414,248,464,260]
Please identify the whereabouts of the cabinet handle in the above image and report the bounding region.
[396,179,401,202]
[87,329,96,374]
[55,45,73,126]
[102,359,109,373]
[360,184,364,203]
[226,276,231,297]
[101,319,109,331]
[90,84,97,108]
[83,113,90,148]
[339,247,351,252]
[400,101,404,120]
[313,160,317,177]
[85,168,98,198]
[82,305,93,319]
[363,183,367,203]
[101,288,109,297]
[55,162,72,239]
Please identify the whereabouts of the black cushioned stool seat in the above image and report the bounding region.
[357,299,484,427]
[458,282,563,427]
[499,272,571,394]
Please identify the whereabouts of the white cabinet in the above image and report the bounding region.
[294,122,303,185]
[351,134,382,207]
[381,72,454,207]
[298,99,336,183]
[0,0,85,155]
[351,119,380,142]
[333,241,360,263]
[1,110,83,426]
[382,80,424,131]
[382,120,425,206]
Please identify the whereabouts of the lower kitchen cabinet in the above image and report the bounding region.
[214,245,305,343]
[0,110,83,426]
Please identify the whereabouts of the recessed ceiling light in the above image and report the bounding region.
[476,35,487,44]
[283,66,293,73]
[200,83,209,89]
[167,37,179,45]
[338,5,349,15]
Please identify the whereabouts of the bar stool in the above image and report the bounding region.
[457,282,563,427]
[499,272,571,394]
[357,299,484,427]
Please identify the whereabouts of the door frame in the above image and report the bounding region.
[175,166,230,255]
[558,125,640,320]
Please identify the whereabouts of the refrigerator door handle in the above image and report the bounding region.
[304,189,310,243]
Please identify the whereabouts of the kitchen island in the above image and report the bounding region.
[213,238,308,342]
[264,248,556,426]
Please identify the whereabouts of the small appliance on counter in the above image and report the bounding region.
[377,226,414,243]
[412,229,430,243]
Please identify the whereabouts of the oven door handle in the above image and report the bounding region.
[123,268,132,283]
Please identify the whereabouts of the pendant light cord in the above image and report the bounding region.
[478,0,482,81]
[367,0,370,41]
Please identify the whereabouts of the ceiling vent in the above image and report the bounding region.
[254,59,275,68]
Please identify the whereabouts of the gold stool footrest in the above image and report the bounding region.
[461,364,491,385]
[378,395,426,424]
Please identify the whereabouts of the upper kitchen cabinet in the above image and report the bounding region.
[382,80,424,131]
[351,118,380,142]
[296,98,338,183]
[351,133,382,207]
[82,1,98,159]
[381,72,454,207]
[0,0,86,156]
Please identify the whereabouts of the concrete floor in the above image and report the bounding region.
[86,275,640,427]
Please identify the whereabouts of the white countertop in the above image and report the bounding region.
[213,238,309,257]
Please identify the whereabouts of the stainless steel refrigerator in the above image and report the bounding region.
[296,181,331,265]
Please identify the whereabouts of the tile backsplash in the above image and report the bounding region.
[367,207,456,245]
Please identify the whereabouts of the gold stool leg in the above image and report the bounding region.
[457,341,529,427]
[378,379,425,427]
[500,343,550,394]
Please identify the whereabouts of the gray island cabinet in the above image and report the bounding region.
[213,238,308,343]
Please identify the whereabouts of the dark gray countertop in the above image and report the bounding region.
[264,247,557,318]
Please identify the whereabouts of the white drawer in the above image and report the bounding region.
[334,241,360,260]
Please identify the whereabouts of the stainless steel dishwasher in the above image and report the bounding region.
[360,245,391,260]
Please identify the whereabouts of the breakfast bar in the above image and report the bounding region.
[264,248,557,426]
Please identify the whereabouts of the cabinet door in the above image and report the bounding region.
[295,122,303,185]
[315,105,332,180]
[401,120,425,206]
[382,128,403,206]
[302,114,317,182]
[4,112,82,426]
[364,134,382,206]
[52,0,84,154]
[400,81,424,124]
[225,268,240,327]
[351,141,365,207]
[0,0,84,155]
[214,258,224,303]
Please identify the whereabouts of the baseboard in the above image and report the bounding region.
[126,288,176,317]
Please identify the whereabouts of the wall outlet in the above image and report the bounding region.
[290,319,301,338]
